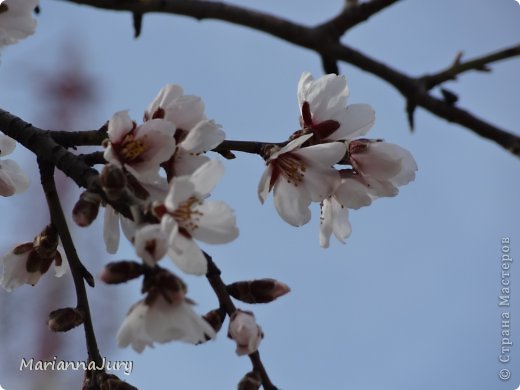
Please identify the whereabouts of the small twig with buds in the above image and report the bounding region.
[38,159,104,387]
[420,43,520,90]
[205,253,278,390]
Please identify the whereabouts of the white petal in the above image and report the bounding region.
[0,251,35,292]
[180,120,225,153]
[108,110,133,142]
[173,152,210,177]
[330,197,351,243]
[191,201,239,244]
[296,142,346,168]
[117,302,154,353]
[134,224,167,265]
[165,176,195,211]
[302,74,349,124]
[0,135,16,156]
[270,133,313,160]
[257,165,273,204]
[164,95,205,131]
[146,299,215,344]
[327,104,376,140]
[297,72,314,109]
[273,179,311,227]
[0,159,30,196]
[319,199,333,248]
[103,205,120,254]
[168,234,207,275]
[53,246,68,278]
[190,159,224,197]
[146,84,184,119]
[302,166,339,202]
[0,0,38,48]
[334,176,374,209]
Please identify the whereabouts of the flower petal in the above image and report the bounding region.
[327,104,375,140]
[190,159,225,197]
[103,205,120,254]
[168,234,208,275]
[257,165,273,204]
[273,179,311,227]
[191,201,239,244]
[181,120,225,153]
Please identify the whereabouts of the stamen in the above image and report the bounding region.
[171,196,204,232]
[119,133,149,162]
[273,153,306,186]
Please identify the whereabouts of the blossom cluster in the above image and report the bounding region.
[258,72,417,247]
[0,70,415,364]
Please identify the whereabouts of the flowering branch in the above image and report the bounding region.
[56,0,520,157]
[38,159,103,387]
[205,253,277,390]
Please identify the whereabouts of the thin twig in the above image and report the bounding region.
[38,159,103,386]
[421,43,520,89]
[205,253,277,390]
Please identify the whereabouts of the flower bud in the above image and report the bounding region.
[48,307,84,332]
[228,309,263,356]
[227,278,290,304]
[100,261,144,284]
[73,191,101,227]
[100,163,127,201]
[238,371,261,390]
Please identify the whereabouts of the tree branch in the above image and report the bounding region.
[420,43,520,89]
[38,159,103,386]
[55,0,520,157]
[317,0,401,38]
[0,109,99,188]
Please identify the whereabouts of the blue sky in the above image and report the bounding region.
[0,1,519,389]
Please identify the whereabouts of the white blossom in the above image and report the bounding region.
[117,296,216,353]
[157,159,239,275]
[145,84,225,178]
[297,72,375,142]
[0,243,67,292]
[258,134,345,227]
[103,110,176,184]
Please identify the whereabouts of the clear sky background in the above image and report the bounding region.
[0,1,519,389]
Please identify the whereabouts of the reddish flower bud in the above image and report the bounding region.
[100,261,144,284]
[73,191,101,227]
[48,307,84,332]
[238,371,261,390]
[227,278,290,304]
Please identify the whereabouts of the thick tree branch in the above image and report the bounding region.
[56,0,520,157]
[0,109,99,188]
